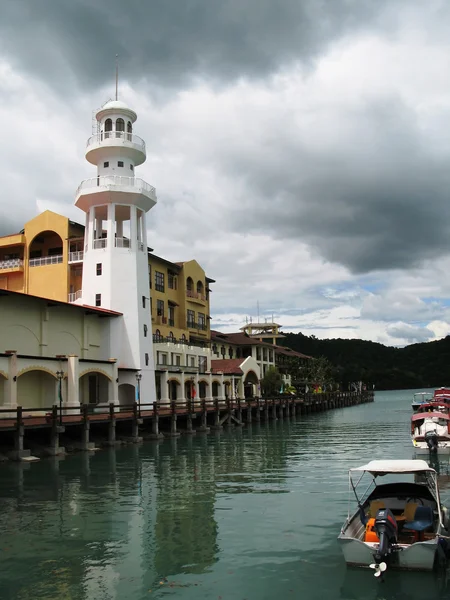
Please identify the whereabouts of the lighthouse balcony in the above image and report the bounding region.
[75,175,157,212]
[85,131,146,166]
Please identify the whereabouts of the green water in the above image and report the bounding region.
[1,390,450,600]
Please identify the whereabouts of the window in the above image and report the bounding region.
[168,305,175,326]
[157,299,164,316]
[145,352,149,366]
[198,313,206,330]
[155,271,164,292]
[96,263,102,276]
[103,161,109,168]
[168,272,177,289]
[229,348,234,359]
[118,161,124,167]
[148,264,152,288]
[256,348,261,361]
[176,355,181,366]
[221,346,225,358]
[199,356,207,374]
[104,118,112,132]
[190,356,195,367]
[197,280,204,295]
[142,295,146,308]
[130,164,134,171]
[144,324,148,337]
[48,247,63,256]
[187,309,195,327]
[95,294,101,307]
[116,118,125,133]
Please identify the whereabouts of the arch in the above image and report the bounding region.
[155,329,162,342]
[79,370,111,405]
[168,331,175,341]
[199,381,207,399]
[17,369,58,410]
[105,118,113,133]
[244,370,258,385]
[127,120,132,140]
[79,368,113,381]
[17,366,57,379]
[185,379,194,400]
[212,381,219,398]
[167,378,180,401]
[181,334,187,343]
[116,118,125,137]
[29,230,64,261]
[196,280,204,295]
[119,383,135,407]
[244,369,259,399]
[186,276,194,292]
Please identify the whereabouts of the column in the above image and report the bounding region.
[160,371,170,405]
[206,372,214,404]
[87,209,95,250]
[130,205,138,251]
[141,212,148,251]
[218,374,225,401]
[106,204,115,247]
[231,376,235,399]
[66,355,80,408]
[195,372,200,405]
[5,351,17,409]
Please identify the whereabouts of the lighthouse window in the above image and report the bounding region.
[130,164,134,171]
[95,294,101,307]
[105,118,112,132]
[144,324,148,337]
[117,161,124,167]
[116,118,125,132]
[96,263,102,276]
[145,352,149,366]
[103,161,109,168]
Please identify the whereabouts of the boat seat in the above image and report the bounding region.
[369,500,385,518]
[403,502,419,522]
[403,506,434,533]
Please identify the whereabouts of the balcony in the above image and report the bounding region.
[75,175,157,213]
[115,237,130,248]
[0,258,23,272]
[29,255,63,267]
[85,131,146,167]
[69,251,84,263]
[68,290,82,303]
[93,238,107,249]
[186,289,207,304]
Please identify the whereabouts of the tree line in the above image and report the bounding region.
[278,332,450,391]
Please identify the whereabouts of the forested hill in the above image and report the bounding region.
[280,332,450,390]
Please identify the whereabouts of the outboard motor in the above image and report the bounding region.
[425,430,439,453]
[374,508,398,564]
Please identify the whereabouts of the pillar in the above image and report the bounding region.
[160,371,170,406]
[206,372,214,404]
[178,373,186,405]
[231,376,235,399]
[66,355,80,410]
[109,360,119,406]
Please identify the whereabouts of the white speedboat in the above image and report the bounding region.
[412,392,433,412]
[412,411,450,454]
[338,460,449,575]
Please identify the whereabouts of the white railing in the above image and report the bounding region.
[93,238,107,249]
[0,258,23,270]
[69,251,84,263]
[68,290,82,303]
[115,237,130,248]
[86,131,146,153]
[76,176,157,201]
[29,255,63,267]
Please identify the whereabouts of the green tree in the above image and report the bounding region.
[304,356,335,386]
[261,366,283,397]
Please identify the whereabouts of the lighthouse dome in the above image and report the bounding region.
[96,99,137,123]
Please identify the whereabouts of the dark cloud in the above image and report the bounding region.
[225,96,450,273]
[386,323,433,344]
[1,0,397,94]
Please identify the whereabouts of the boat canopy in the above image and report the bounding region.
[411,411,450,421]
[350,459,435,475]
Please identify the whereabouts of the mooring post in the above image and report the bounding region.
[197,399,210,433]
[7,406,31,461]
[131,401,143,442]
[211,399,222,430]
[167,400,180,437]
[107,402,116,445]
[149,401,164,439]
[81,403,90,450]
[45,404,65,456]
[185,399,196,434]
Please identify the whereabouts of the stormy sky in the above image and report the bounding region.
[2,0,450,346]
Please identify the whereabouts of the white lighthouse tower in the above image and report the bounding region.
[75,97,157,402]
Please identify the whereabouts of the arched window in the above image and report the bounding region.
[186,277,194,296]
[197,280,204,296]
[229,348,234,359]
[116,118,125,138]
[181,334,187,344]
[127,121,132,140]
[104,118,112,138]
[154,329,162,342]
[221,346,226,357]
[168,331,175,341]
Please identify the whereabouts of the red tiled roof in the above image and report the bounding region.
[211,330,270,347]
[211,358,245,375]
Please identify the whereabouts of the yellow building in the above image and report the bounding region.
[0,210,214,347]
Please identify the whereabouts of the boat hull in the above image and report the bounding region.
[413,442,450,454]
[338,535,443,571]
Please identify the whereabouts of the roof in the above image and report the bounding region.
[273,345,312,359]
[211,330,311,358]
[211,358,245,375]
[0,289,122,317]
[412,412,450,421]
[350,460,434,475]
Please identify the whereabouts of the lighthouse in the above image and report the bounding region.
[75,98,157,402]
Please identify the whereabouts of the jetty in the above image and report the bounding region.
[0,390,374,461]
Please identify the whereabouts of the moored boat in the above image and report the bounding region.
[412,392,433,412]
[412,411,450,454]
[338,460,449,575]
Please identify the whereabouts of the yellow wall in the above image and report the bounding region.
[17,370,56,409]
[180,260,210,340]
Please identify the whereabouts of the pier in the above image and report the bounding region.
[0,391,374,461]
